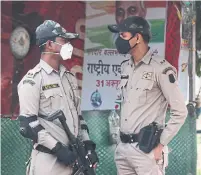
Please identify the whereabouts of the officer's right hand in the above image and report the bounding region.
[153,143,164,161]
[52,142,77,166]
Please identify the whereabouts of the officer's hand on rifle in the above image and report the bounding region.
[52,142,78,166]
[83,140,99,167]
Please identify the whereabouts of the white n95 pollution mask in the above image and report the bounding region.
[39,41,73,60]
[55,42,73,60]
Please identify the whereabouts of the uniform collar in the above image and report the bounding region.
[141,47,153,65]
[129,47,154,66]
[40,59,54,74]
[39,59,67,75]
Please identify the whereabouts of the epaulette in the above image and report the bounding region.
[152,56,177,74]
[25,65,41,79]
[151,56,168,66]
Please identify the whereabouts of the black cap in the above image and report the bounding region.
[108,16,151,37]
[35,20,79,45]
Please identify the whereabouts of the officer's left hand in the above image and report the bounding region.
[83,140,99,167]
[153,143,164,161]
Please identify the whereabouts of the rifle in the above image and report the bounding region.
[48,110,96,175]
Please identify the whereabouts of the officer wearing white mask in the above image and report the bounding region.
[18,20,98,175]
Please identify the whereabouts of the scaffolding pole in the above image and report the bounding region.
[183,1,197,117]
[188,2,196,102]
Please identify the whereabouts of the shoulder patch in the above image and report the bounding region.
[162,67,174,74]
[162,66,177,83]
[169,74,176,83]
[23,79,35,86]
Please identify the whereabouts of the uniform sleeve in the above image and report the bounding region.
[157,68,188,146]
[18,77,57,149]
[75,85,82,116]
[72,77,90,141]
[78,96,90,141]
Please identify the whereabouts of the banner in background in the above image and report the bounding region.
[81,1,166,111]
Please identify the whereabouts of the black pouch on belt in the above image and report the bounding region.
[138,122,163,153]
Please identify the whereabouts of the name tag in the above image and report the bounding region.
[42,84,60,91]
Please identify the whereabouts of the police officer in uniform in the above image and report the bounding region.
[18,20,98,175]
[108,16,188,175]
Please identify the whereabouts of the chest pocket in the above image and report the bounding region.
[135,79,155,104]
[119,79,129,102]
[40,88,63,112]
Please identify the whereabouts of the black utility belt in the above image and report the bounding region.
[35,144,53,154]
[120,132,138,143]
[120,122,163,153]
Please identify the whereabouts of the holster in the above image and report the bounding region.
[138,122,163,153]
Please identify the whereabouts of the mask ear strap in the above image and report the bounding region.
[129,34,139,50]
[53,41,63,46]
[130,42,138,50]
[41,52,60,55]
[40,41,62,54]
[136,35,140,43]
[39,42,47,47]
[128,35,135,41]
